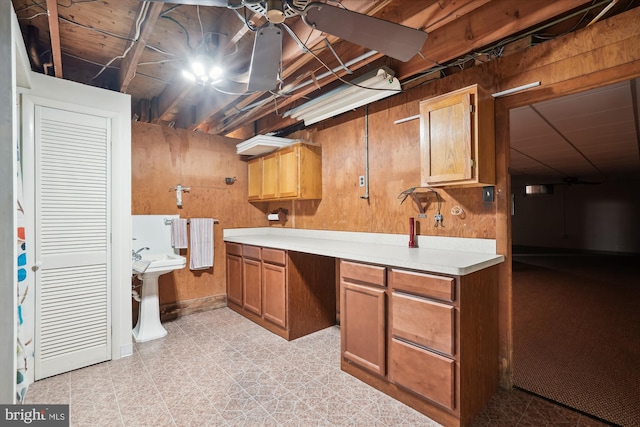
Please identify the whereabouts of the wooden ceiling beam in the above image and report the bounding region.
[119,1,163,93]
[45,0,63,78]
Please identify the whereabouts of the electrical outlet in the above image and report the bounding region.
[483,186,495,203]
[359,176,365,187]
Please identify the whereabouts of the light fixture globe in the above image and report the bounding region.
[183,53,223,86]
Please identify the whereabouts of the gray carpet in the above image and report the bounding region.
[512,253,640,427]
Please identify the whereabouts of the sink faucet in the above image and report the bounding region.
[132,247,149,261]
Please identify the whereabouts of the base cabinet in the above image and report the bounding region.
[340,262,387,377]
[340,260,498,427]
[226,244,336,340]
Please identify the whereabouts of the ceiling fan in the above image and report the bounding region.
[556,177,602,185]
[147,0,428,91]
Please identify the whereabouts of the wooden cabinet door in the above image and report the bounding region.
[247,158,262,200]
[278,146,299,198]
[262,152,279,199]
[341,281,386,376]
[262,262,287,328]
[243,257,262,316]
[420,89,473,185]
[226,253,243,306]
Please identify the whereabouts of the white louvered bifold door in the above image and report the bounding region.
[34,106,112,380]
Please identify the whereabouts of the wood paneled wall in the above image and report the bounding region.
[132,6,640,387]
[289,96,497,238]
[131,122,266,306]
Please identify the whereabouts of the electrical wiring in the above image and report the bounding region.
[281,23,402,94]
[91,0,150,80]
[160,15,194,51]
[17,12,48,20]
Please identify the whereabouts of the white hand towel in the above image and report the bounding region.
[171,218,188,249]
[189,218,214,270]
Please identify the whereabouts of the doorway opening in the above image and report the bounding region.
[509,81,640,427]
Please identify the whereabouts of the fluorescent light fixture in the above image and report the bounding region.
[524,184,554,195]
[284,67,401,126]
[236,135,295,156]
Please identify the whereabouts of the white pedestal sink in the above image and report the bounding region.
[132,253,186,343]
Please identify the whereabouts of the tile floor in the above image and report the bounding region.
[25,308,612,426]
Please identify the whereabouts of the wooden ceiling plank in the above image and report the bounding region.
[45,0,63,78]
[119,1,164,93]
[396,0,593,81]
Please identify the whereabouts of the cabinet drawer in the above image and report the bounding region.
[390,269,454,302]
[389,338,455,411]
[341,261,386,287]
[392,292,455,356]
[243,245,261,260]
[226,242,242,257]
[262,248,286,265]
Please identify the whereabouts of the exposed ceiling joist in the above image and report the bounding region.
[119,1,164,93]
[396,0,594,81]
[221,0,597,135]
[45,0,62,78]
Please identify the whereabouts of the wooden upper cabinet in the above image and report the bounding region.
[246,142,322,201]
[420,84,495,187]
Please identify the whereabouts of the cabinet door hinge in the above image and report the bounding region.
[469,104,474,113]
[470,159,475,168]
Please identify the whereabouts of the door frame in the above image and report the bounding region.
[493,64,640,389]
[20,85,131,382]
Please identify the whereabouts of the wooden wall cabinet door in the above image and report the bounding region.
[225,243,243,306]
[277,146,299,199]
[262,248,287,329]
[340,261,387,377]
[247,158,262,200]
[242,246,262,316]
[261,152,279,200]
[420,84,495,187]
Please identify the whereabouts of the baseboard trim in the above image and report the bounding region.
[159,294,227,321]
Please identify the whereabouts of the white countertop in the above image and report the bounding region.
[223,228,504,276]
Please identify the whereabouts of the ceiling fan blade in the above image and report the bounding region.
[302,3,427,62]
[144,0,229,6]
[248,23,283,92]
